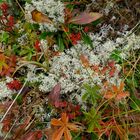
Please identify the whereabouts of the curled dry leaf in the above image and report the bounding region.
[68,12,103,25]
[31,9,53,24]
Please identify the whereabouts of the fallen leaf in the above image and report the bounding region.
[68,12,102,25]
[51,113,82,140]
[48,83,61,107]
[31,9,53,24]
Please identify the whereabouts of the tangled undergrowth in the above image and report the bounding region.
[0,0,140,140]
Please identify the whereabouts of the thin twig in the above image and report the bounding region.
[0,80,27,123]
[15,0,25,14]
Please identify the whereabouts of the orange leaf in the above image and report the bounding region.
[103,82,129,101]
[51,113,82,140]
[112,85,118,93]
[64,128,72,140]
[116,91,129,101]
[104,91,114,100]
[119,82,124,92]
[31,9,53,24]
[52,126,65,140]
[67,123,81,131]
[51,119,63,126]
[61,113,68,124]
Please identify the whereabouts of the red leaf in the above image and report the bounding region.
[7,79,22,90]
[108,60,115,68]
[48,83,61,107]
[34,40,41,52]
[0,2,8,12]
[68,12,103,25]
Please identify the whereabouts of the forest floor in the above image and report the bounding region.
[0,0,140,140]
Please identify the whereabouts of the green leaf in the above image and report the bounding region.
[125,78,140,112]
[71,132,81,140]
[12,94,22,105]
[0,10,2,16]
[57,34,65,52]
[82,92,89,101]
[39,32,47,39]
[84,107,101,133]
[25,0,32,3]
[92,19,102,26]
[88,121,95,132]
[130,101,140,112]
[12,44,20,55]
[82,84,100,105]
[110,50,122,63]
[39,31,54,40]
[32,23,40,30]
[27,52,33,60]
[20,46,34,60]
[90,132,98,140]
[0,32,9,43]
[82,33,93,48]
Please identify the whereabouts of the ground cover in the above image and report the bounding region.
[0,0,140,139]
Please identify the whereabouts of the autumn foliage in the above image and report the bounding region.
[0,0,140,140]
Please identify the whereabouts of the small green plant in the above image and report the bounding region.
[82,84,101,106]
